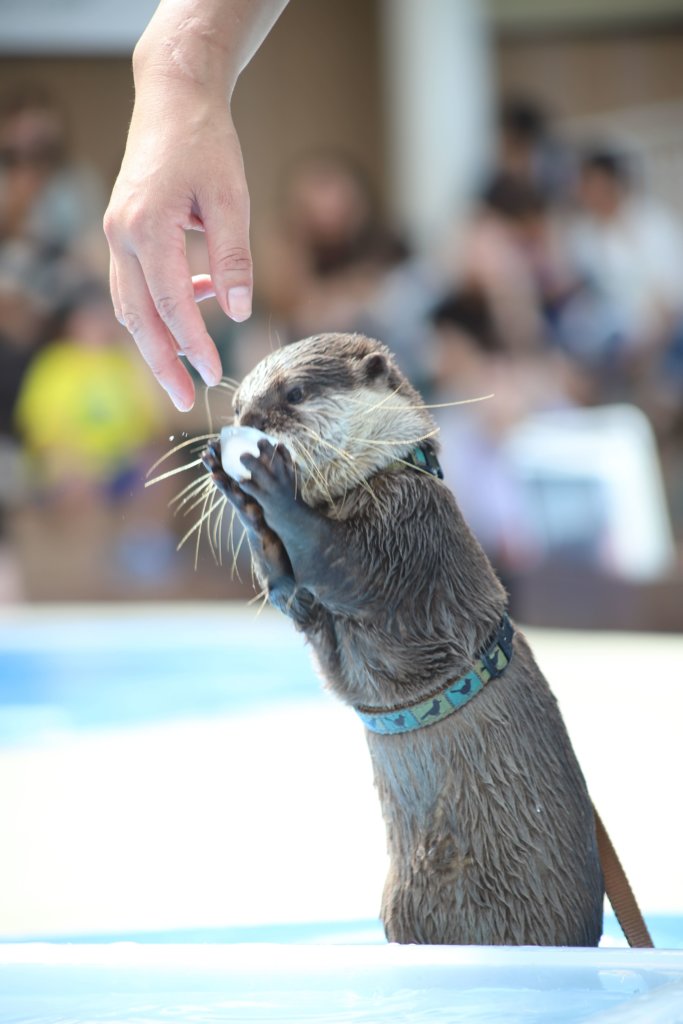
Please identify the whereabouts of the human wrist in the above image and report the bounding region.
[132,6,238,98]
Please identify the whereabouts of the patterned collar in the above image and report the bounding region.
[354,614,514,735]
[388,443,444,480]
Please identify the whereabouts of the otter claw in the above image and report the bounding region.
[202,441,247,503]
[201,440,222,475]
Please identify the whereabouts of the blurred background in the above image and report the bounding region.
[1,0,683,627]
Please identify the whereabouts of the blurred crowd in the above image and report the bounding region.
[243,98,683,597]
[1,86,682,604]
[0,87,172,600]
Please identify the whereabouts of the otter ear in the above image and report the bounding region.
[361,352,388,382]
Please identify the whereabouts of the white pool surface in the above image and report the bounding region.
[2,943,683,1023]
[0,603,682,1021]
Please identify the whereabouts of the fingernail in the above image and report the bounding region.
[227,286,252,322]
[168,387,193,412]
[198,361,222,388]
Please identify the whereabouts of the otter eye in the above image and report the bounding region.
[234,405,241,419]
[286,386,304,405]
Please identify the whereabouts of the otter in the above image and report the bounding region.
[201,332,604,946]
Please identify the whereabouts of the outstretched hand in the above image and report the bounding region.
[105,0,289,409]
[104,76,252,411]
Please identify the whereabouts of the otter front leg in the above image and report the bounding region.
[239,441,360,612]
[202,441,315,623]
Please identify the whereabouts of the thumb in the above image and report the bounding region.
[202,186,253,323]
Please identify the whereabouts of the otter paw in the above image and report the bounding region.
[238,441,299,525]
[201,441,263,528]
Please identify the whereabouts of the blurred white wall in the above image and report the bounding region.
[0,0,156,54]
[379,0,494,250]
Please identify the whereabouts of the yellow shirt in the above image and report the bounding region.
[15,339,163,484]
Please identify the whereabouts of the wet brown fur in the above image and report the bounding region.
[203,333,604,946]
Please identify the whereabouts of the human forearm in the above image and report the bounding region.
[132,0,289,96]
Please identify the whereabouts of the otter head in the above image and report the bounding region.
[232,333,438,507]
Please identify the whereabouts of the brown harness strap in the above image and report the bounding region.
[594,806,654,948]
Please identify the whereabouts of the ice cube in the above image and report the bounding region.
[220,425,278,481]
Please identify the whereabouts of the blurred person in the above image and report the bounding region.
[497,96,573,203]
[249,151,428,381]
[261,151,407,320]
[0,270,48,439]
[0,263,49,603]
[0,87,110,425]
[14,279,164,507]
[429,288,573,596]
[449,174,576,355]
[563,149,683,381]
[0,87,106,266]
[0,243,108,473]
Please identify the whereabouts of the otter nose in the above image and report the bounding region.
[239,408,267,432]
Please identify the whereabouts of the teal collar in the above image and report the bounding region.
[391,443,444,480]
[355,614,514,735]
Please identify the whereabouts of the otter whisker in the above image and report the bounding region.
[190,440,217,455]
[227,505,236,552]
[247,583,270,617]
[204,487,224,565]
[297,423,356,465]
[255,588,270,616]
[181,481,216,517]
[203,386,214,437]
[297,424,383,508]
[212,495,223,564]
[347,384,406,415]
[219,499,231,568]
[287,440,304,501]
[183,486,212,569]
[213,495,228,566]
[196,487,211,570]
[303,431,381,509]
[246,534,257,589]
[422,394,494,410]
[343,451,397,511]
[145,458,205,487]
[175,488,214,553]
[169,473,211,510]
[231,524,247,581]
[266,315,276,354]
[365,394,495,412]
[391,457,438,479]
[350,427,440,447]
[355,472,383,513]
[296,423,381,505]
[146,433,218,478]
[290,438,333,506]
[225,506,243,581]
[211,491,227,566]
[265,314,284,354]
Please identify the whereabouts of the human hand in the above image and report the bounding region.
[104,75,252,411]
